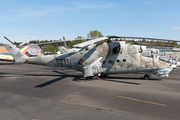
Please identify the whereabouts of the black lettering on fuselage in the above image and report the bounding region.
[56,58,69,65]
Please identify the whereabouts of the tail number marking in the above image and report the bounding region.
[56,58,69,65]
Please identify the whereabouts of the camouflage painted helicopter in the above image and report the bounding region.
[5,36,174,79]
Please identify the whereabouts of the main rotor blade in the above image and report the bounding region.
[18,39,31,47]
[73,37,108,47]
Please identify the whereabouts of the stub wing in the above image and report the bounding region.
[83,57,107,77]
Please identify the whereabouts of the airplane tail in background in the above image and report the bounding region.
[4,43,28,63]
[19,45,30,54]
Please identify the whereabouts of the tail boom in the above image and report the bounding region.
[5,43,28,63]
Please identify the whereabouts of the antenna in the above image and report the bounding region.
[63,36,67,48]
[4,36,14,44]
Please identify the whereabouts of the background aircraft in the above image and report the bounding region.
[37,36,99,54]
[0,45,29,62]
[0,36,41,62]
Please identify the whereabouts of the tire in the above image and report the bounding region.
[144,75,149,80]
[91,75,98,80]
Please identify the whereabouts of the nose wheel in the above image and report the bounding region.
[143,74,151,80]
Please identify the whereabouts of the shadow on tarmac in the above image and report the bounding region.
[34,70,83,88]
[102,79,141,85]
[102,76,161,81]
[0,63,14,65]
[0,69,161,88]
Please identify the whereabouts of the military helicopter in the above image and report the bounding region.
[4,36,174,80]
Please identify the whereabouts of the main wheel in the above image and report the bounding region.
[91,75,98,80]
[86,75,98,80]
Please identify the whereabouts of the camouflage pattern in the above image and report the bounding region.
[5,40,173,79]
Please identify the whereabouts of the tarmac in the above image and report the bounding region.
[0,61,180,120]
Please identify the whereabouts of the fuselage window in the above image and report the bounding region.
[123,59,126,62]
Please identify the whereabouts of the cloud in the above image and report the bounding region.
[13,6,74,17]
[173,27,180,31]
[71,1,118,9]
[0,1,119,22]
[173,38,180,40]
[0,6,74,22]
[69,1,119,19]
[12,1,118,18]
[142,0,157,5]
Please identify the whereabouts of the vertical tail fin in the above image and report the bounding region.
[19,45,30,54]
[5,43,28,63]
[58,46,70,54]
[63,36,67,48]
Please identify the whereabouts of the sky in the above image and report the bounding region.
[0,0,180,43]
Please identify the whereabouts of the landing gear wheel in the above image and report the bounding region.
[86,75,98,80]
[144,74,150,80]
[91,75,98,80]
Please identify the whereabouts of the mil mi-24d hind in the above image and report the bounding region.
[5,36,174,80]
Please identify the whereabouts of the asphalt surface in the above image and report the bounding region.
[0,61,180,120]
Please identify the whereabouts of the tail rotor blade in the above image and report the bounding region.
[4,36,14,44]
